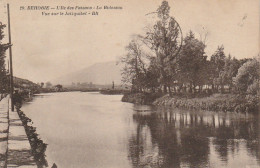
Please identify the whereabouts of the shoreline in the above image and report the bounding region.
[14,94,49,167]
[122,92,259,113]
[32,91,259,114]
[36,89,128,95]
[24,91,259,114]
[16,107,48,167]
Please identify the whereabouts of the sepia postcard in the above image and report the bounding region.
[0,0,259,167]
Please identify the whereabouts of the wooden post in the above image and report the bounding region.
[7,4,14,111]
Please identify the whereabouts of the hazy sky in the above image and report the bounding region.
[0,0,259,83]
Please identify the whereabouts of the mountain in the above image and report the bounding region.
[52,61,123,85]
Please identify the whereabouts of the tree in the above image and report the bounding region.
[144,1,182,95]
[210,45,226,92]
[121,39,148,92]
[45,82,52,88]
[144,57,160,92]
[233,58,259,94]
[55,84,63,91]
[40,82,44,88]
[177,31,206,93]
[218,55,240,92]
[0,23,9,93]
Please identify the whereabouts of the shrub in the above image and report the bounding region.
[233,59,259,94]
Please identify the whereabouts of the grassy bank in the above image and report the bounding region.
[122,92,259,113]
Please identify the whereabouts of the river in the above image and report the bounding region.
[21,92,259,168]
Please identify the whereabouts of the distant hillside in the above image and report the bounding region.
[52,61,123,85]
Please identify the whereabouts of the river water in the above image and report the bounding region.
[21,92,259,168]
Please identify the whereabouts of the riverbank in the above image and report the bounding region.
[122,93,259,113]
[16,108,48,167]
[122,92,162,104]
[13,93,49,167]
[40,87,128,95]
[99,89,128,95]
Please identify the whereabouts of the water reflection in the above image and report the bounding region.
[21,93,259,168]
[128,106,259,168]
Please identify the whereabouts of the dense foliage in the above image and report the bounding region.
[121,1,259,99]
[233,59,259,95]
[0,23,9,93]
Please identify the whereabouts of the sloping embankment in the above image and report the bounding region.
[122,92,259,113]
[153,94,259,113]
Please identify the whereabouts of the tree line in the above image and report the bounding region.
[121,1,259,96]
[0,22,9,94]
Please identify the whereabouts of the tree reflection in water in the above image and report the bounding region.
[127,106,259,168]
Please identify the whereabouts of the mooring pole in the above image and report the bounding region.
[7,4,14,111]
